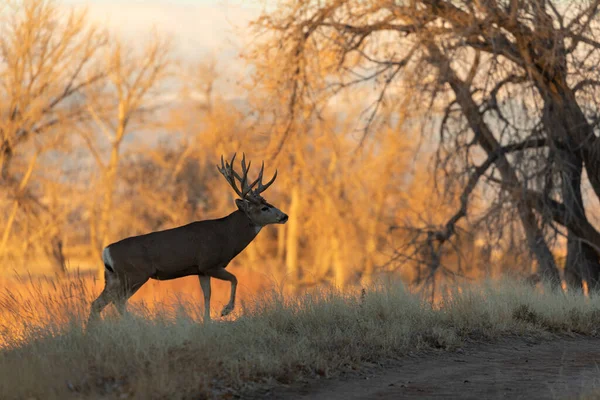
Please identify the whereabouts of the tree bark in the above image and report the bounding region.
[541,91,600,291]
[558,149,599,291]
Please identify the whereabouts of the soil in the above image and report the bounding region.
[249,336,600,400]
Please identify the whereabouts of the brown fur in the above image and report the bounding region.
[88,200,287,324]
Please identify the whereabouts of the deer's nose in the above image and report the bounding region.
[279,214,289,223]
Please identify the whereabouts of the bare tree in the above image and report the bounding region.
[78,32,172,276]
[0,0,107,274]
[250,0,600,291]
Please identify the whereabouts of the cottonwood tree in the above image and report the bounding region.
[0,0,107,274]
[242,25,419,288]
[250,0,600,291]
[78,32,171,274]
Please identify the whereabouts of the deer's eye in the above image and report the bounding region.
[261,206,269,211]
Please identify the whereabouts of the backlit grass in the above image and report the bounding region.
[1,275,600,399]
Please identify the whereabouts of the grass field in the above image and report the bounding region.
[1,274,600,399]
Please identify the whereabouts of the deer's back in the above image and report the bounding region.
[105,221,229,276]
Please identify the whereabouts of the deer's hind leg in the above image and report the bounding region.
[113,276,148,317]
[88,267,121,325]
[88,266,147,325]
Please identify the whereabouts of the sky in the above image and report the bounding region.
[56,0,270,145]
[61,0,265,66]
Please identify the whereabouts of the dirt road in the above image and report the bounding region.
[255,336,600,400]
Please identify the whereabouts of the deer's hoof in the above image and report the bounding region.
[221,305,234,317]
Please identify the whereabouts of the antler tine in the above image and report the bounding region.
[217,154,229,177]
[228,153,237,170]
[247,161,264,192]
[227,153,245,184]
[256,168,277,194]
[239,153,253,198]
[217,153,246,199]
[228,153,246,185]
[218,153,277,199]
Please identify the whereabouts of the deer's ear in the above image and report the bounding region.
[235,198,248,212]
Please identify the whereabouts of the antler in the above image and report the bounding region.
[250,161,278,195]
[217,153,247,199]
[217,153,278,200]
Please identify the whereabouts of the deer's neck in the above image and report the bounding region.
[226,210,262,254]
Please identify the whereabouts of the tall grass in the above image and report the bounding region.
[1,275,600,399]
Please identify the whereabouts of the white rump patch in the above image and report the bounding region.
[102,247,115,270]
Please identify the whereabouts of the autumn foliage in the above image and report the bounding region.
[5,0,600,334]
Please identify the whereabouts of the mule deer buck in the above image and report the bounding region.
[87,153,288,324]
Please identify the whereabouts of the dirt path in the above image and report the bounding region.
[255,336,600,400]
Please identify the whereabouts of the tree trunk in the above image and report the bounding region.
[362,221,378,286]
[313,236,331,283]
[362,190,386,285]
[99,145,120,249]
[543,94,600,292]
[559,147,599,291]
[0,141,12,181]
[0,201,19,256]
[0,151,39,257]
[285,183,300,286]
[89,200,101,264]
[45,235,67,277]
[559,153,600,291]
[245,237,259,265]
[93,143,120,279]
[332,232,347,288]
[276,221,286,261]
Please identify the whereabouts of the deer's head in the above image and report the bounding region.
[218,153,288,226]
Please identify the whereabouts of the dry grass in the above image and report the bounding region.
[1,275,600,399]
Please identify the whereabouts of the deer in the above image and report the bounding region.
[87,153,288,324]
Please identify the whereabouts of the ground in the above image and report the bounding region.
[250,336,600,400]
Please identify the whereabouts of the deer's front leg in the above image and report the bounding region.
[206,268,237,317]
[198,273,211,322]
